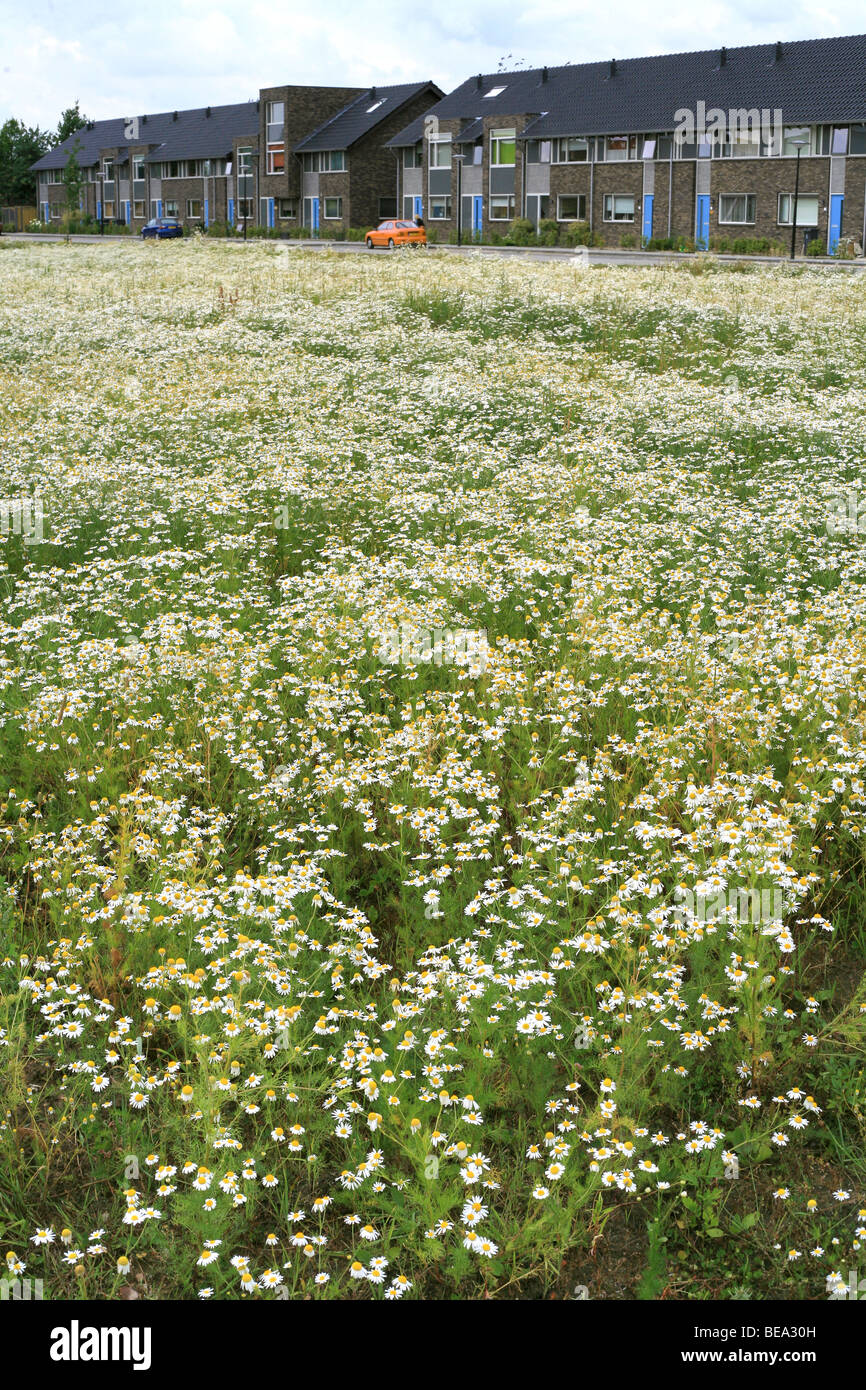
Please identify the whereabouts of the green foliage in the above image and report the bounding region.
[0,118,52,204]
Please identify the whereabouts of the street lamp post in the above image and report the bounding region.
[788,129,810,260]
[454,152,465,248]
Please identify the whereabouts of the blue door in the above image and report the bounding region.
[472,196,483,237]
[413,196,423,218]
[228,197,234,226]
[829,194,844,254]
[695,194,709,249]
[642,194,653,242]
[204,198,209,229]
[312,197,319,234]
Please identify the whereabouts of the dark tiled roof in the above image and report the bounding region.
[31,101,259,171]
[390,32,866,145]
[294,82,442,152]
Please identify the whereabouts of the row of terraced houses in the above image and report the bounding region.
[31,33,866,252]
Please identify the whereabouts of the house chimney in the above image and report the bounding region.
[476,73,483,89]
[775,41,783,61]
[541,66,548,83]
[370,86,377,99]
[609,58,616,77]
[719,46,727,66]
[206,106,211,117]
[172,111,178,121]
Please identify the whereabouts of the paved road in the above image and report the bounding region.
[5,231,865,271]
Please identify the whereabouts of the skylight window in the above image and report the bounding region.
[483,85,507,98]
[367,99,386,112]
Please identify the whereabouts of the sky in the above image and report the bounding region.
[1,0,863,131]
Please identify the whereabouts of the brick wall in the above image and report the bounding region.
[259,86,364,207]
[842,159,866,244]
[346,88,439,231]
[711,156,829,246]
[592,162,643,245]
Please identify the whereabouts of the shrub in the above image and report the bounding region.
[506,217,536,246]
[563,220,593,248]
[648,236,677,251]
[805,237,827,257]
[344,227,367,241]
[206,220,229,238]
[537,218,559,246]
[619,232,638,249]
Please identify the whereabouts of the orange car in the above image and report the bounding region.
[365,219,427,249]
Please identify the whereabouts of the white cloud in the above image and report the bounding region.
[1,0,864,128]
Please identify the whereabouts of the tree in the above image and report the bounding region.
[56,102,88,146]
[0,119,52,204]
[62,140,84,221]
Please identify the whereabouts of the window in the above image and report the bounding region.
[366,98,385,113]
[187,199,202,218]
[605,135,629,161]
[782,127,811,157]
[133,156,146,180]
[266,101,284,143]
[320,150,346,171]
[832,127,849,155]
[656,135,673,159]
[302,152,322,172]
[237,147,253,175]
[278,199,296,219]
[430,195,451,218]
[378,197,397,218]
[133,200,145,217]
[554,137,588,163]
[490,194,515,219]
[323,197,342,219]
[850,125,866,155]
[403,144,423,168]
[50,203,61,218]
[471,141,483,164]
[238,198,253,219]
[429,138,452,167]
[778,194,819,225]
[102,159,114,181]
[641,138,656,159]
[603,194,634,221]
[526,140,552,163]
[164,199,178,217]
[103,200,115,218]
[557,194,587,221]
[490,129,516,165]
[718,194,756,224]
[267,144,285,174]
[483,85,506,98]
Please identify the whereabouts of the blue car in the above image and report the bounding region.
[141,217,183,240]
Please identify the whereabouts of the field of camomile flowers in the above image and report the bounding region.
[0,236,864,1304]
